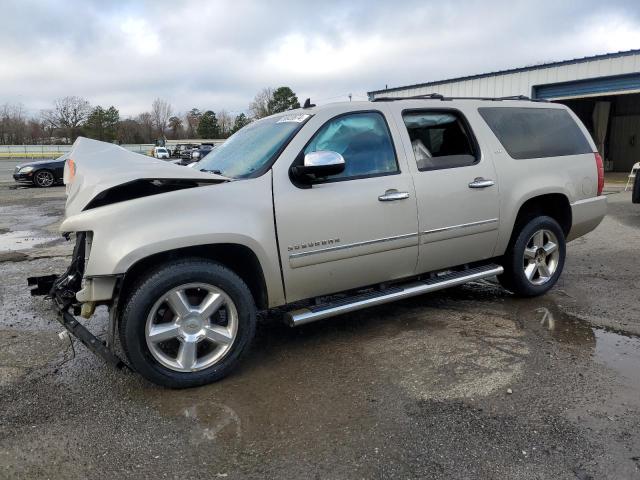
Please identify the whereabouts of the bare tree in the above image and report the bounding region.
[41,96,91,143]
[217,110,233,138]
[137,112,154,143]
[117,118,144,144]
[168,115,184,139]
[185,108,201,138]
[249,87,274,119]
[27,119,46,144]
[151,98,172,139]
[1,103,28,144]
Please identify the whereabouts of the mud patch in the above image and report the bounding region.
[0,230,58,252]
[0,329,67,385]
[406,399,591,478]
[0,251,29,262]
[360,307,528,400]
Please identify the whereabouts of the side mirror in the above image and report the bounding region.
[290,151,345,182]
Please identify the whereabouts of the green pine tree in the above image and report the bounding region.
[197,110,220,138]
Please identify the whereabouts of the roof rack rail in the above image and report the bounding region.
[371,94,548,103]
[372,93,444,102]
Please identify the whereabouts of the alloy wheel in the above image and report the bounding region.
[145,283,238,372]
[34,170,54,187]
[522,229,560,285]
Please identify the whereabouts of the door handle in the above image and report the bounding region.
[378,189,410,201]
[468,177,495,189]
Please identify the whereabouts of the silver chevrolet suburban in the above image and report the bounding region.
[30,96,607,388]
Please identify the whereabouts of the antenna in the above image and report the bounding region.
[303,98,316,108]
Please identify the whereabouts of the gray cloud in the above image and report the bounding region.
[1,0,639,117]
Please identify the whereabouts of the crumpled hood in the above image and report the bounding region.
[64,137,226,216]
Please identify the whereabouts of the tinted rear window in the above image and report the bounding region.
[478,107,592,159]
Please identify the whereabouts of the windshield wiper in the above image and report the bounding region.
[200,169,222,174]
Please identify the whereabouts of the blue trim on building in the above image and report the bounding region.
[532,72,640,99]
[368,49,640,96]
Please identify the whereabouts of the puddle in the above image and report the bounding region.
[519,300,640,388]
[0,230,58,252]
[593,329,640,386]
[521,304,596,346]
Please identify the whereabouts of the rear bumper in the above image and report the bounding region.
[567,196,607,242]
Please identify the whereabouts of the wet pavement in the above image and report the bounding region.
[0,179,639,479]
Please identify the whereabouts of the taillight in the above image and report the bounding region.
[594,152,604,196]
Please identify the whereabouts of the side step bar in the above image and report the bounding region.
[286,264,503,326]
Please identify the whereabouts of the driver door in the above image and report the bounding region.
[272,106,419,302]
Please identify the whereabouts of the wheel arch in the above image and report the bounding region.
[117,243,270,312]
[502,193,572,253]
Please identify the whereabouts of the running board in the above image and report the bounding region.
[286,264,503,326]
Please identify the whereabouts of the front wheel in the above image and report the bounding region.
[119,259,257,388]
[498,216,566,297]
[33,169,55,187]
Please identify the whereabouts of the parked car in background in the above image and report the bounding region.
[190,144,214,161]
[171,144,189,158]
[13,154,67,187]
[30,98,607,388]
[180,146,197,162]
[153,147,170,159]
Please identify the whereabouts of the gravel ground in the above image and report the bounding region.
[0,173,639,479]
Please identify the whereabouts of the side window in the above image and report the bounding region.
[402,111,478,171]
[478,107,592,159]
[303,112,398,181]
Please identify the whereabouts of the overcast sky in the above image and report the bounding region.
[2,0,640,118]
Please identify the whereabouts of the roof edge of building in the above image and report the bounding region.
[368,49,640,96]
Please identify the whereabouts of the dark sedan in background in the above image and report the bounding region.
[13,154,67,187]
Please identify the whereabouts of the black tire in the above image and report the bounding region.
[119,258,256,388]
[33,169,55,188]
[498,216,566,297]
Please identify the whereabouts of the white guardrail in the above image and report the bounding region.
[0,144,157,159]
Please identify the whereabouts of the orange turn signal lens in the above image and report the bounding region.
[67,158,76,183]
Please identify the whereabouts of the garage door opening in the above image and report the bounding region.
[555,93,640,172]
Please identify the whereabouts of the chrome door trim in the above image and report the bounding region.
[421,218,498,236]
[288,232,419,259]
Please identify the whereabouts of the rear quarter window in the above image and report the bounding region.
[478,107,592,159]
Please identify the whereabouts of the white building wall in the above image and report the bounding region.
[370,52,640,100]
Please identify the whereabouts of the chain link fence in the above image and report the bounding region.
[0,144,156,159]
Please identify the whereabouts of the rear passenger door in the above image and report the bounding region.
[389,105,500,273]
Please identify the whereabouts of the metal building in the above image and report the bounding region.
[368,49,640,172]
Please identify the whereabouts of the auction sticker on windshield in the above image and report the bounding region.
[276,114,311,123]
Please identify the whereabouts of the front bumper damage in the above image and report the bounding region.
[28,232,126,369]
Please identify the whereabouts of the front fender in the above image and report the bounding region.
[61,173,285,306]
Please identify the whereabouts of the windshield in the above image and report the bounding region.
[196,113,310,178]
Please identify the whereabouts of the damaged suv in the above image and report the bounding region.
[30,96,607,388]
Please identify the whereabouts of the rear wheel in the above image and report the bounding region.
[498,216,566,297]
[119,259,256,388]
[33,169,55,188]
